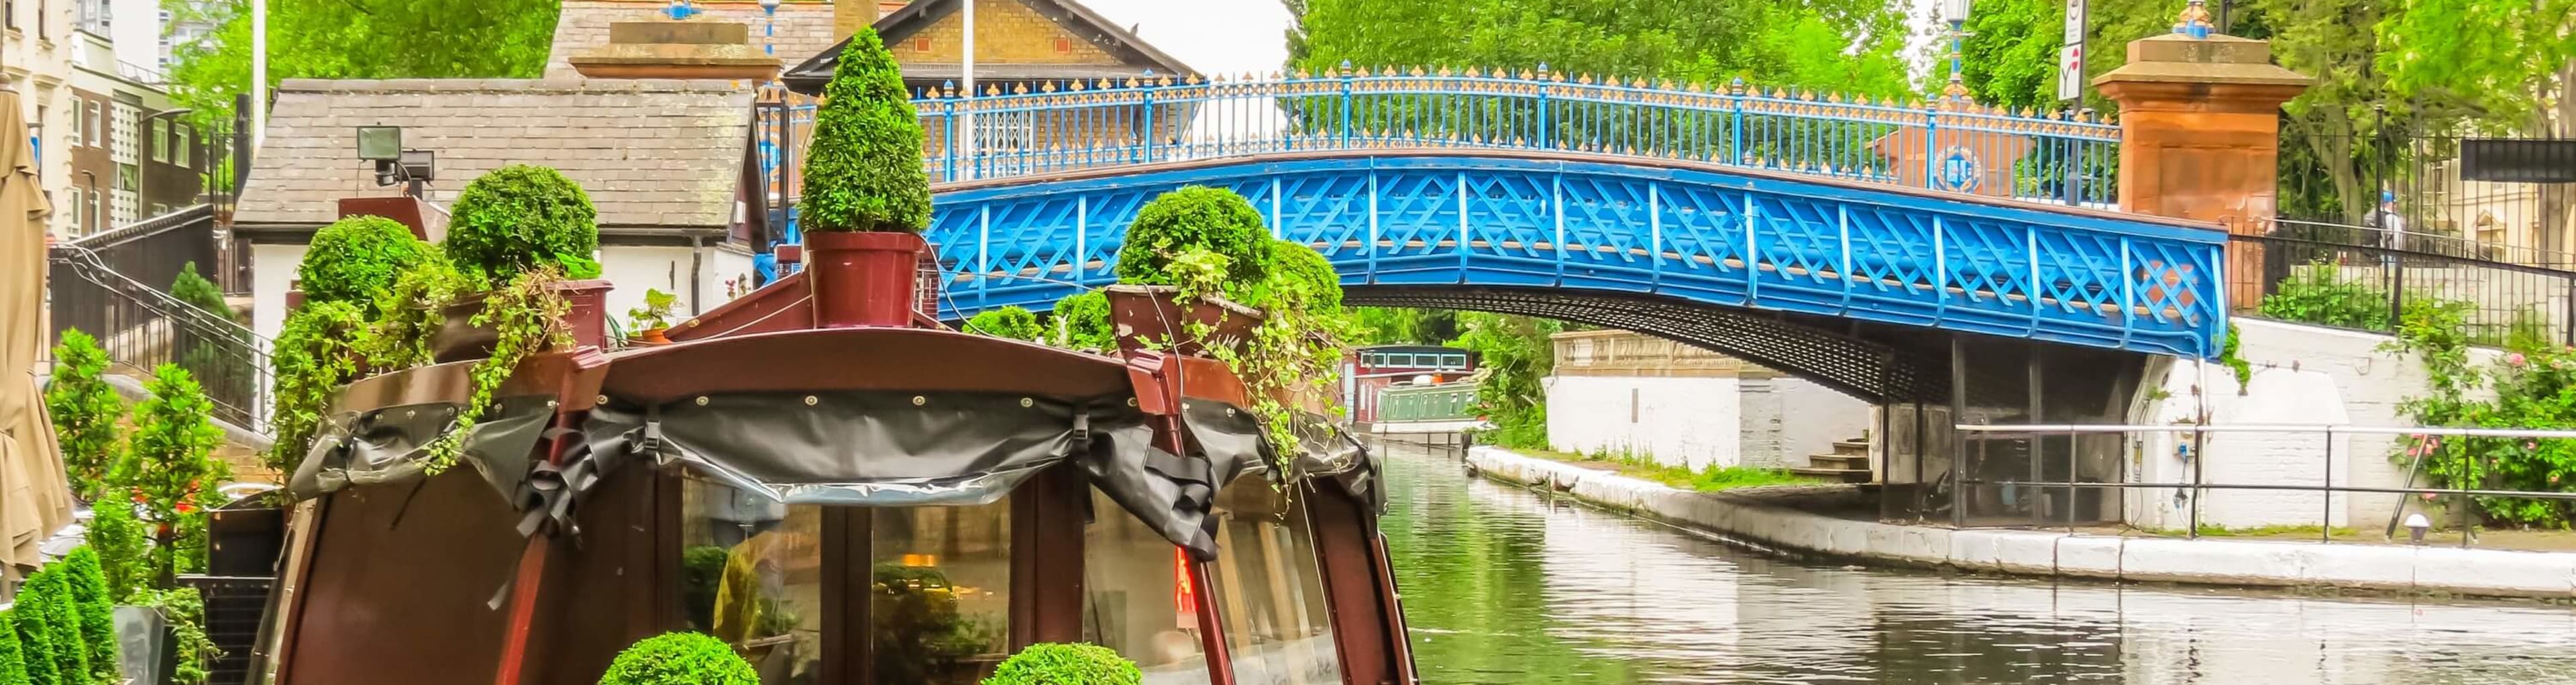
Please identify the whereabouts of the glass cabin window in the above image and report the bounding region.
[1083,489,1215,683]
[1206,478,1345,685]
[680,477,825,684]
[872,502,1014,684]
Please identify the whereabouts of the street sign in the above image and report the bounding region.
[2057,44,2084,101]
[2063,0,2086,44]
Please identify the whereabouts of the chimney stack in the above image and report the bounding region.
[835,0,881,44]
[570,13,783,80]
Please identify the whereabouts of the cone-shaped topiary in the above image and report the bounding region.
[86,503,150,604]
[299,215,444,313]
[981,643,1140,685]
[965,305,1044,341]
[16,570,85,685]
[799,26,930,233]
[267,300,371,476]
[0,610,33,685]
[44,329,123,501]
[168,262,229,320]
[7,600,50,685]
[445,164,604,282]
[596,632,758,685]
[1114,187,1269,287]
[60,549,119,684]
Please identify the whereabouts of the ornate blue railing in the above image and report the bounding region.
[891,68,2120,206]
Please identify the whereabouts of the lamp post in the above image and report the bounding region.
[1940,0,1974,105]
[137,108,193,216]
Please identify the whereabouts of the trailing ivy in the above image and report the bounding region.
[357,262,474,371]
[2218,323,2251,391]
[85,503,150,602]
[44,329,123,501]
[1115,186,1270,287]
[964,305,1044,341]
[268,300,371,476]
[597,632,759,685]
[799,26,930,234]
[445,164,603,282]
[114,364,231,585]
[425,266,573,472]
[983,643,1142,685]
[299,215,444,314]
[58,549,117,685]
[129,588,215,685]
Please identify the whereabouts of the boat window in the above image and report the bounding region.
[679,477,825,684]
[1207,477,1345,685]
[1083,489,1215,684]
[871,501,1015,684]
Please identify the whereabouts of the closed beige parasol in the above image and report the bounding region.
[0,88,76,573]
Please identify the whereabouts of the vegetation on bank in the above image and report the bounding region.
[1518,447,1820,493]
[2385,299,2576,528]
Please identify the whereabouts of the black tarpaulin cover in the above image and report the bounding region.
[287,395,559,503]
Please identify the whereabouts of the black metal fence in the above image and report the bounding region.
[2230,233,2576,348]
[2279,127,2576,270]
[48,238,269,429]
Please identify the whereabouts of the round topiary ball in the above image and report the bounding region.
[982,643,1141,685]
[597,632,758,685]
[1115,186,1269,286]
[1260,239,1342,313]
[299,215,442,313]
[445,164,603,282]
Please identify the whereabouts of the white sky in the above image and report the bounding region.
[1072,0,1948,87]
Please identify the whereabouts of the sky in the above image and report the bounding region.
[1071,0,1951,86]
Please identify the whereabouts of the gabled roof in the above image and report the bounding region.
[545,0,855,78]
[233,78,755,232]
[781,0,1195,95]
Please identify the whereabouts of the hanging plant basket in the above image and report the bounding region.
[429,279,614,362]
[1104,284,1263,358]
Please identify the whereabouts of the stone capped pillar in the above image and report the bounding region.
[568,16,784,81]
[2094,13,2310,313]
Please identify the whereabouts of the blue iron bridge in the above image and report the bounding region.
[771,70,2226,401]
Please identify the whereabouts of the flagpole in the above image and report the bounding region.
[250,0,266,147]
[959,0,975,178]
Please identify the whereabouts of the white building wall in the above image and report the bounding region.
[1738,376,1871,470]
[248,242,307,344]
[1546,374,1741,470]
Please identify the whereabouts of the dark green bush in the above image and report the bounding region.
[680,546,728,632]
[44,329,123,501]
[85,503,149,603]
[1049,291,1115,352]
[800,26,930,233]
[1115,187,1269,286]
[59,549,117,684]
[965,306,1045,341]
[445,164,603,282]
[299,215,443,313]
[2255,261,2391,330]
[267,300,371,476]
[596,632,758,685]
[0,610,31,685]
[981,643,1141,685]
[168,262,229,319]
[16,568,85,685]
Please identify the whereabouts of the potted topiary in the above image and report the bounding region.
[300,215,445,316]
[1103,185,1274,356]
[798,25,934,327]
[598,632,759,685]
[436,164,612,359]
[627,288,680,345]
[981,643,1141,685]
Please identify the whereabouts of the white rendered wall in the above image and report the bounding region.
[1546,374,1742,470]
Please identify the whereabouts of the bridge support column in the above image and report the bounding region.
[2094,23,2310,313]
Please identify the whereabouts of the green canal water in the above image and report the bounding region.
[1374,439,2576,684]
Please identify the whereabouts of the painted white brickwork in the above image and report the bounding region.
[1544,329,1870,470]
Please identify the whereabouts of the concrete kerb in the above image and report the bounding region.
[1464,445,2576,600]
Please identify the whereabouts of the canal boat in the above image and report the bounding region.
[254,233,1416,685]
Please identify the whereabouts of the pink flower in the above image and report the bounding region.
[2421,492,2438,501]
[2510,353,2528,366]
[2526,441,2539,451]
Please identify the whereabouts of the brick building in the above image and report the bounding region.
[64,26,203,233]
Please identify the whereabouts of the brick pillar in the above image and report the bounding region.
[2094,29,2310,313]
[835,0,879,44]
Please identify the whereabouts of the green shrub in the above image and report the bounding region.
[85,503,149,603]
[965,306,1045,341]
[799,26,930,233]
[299,215,443,313]
[680,546,728,632]
[444,164,603,282]
[115,364,231,584]
[58,549,117,684]
[16,569,86,685]
[44,329,123,501]
[596,632,758,685]
[2256,261,2391,330]
[1048,290,1115,352]
[0,610,31,685]
[128,588,213,685]
[1114,186,1269,286]
[1256,239,1343,314]
[268,300,371,475]
[981,643,1141,685]
[357,261,474,371]
[168,262,229,320]
[5,603,51,685]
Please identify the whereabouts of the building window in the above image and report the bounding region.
[5,0,16,31]
[110,103,136,165]
[912,37,930,52]
[84,101,99,147]
[1054,37,1072,54]
[116,164,136,191]
[150,119,168,163]
[173,123,192,165]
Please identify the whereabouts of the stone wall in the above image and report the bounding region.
[1546,329,1870,470]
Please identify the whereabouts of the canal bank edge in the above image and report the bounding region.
[1463,446,2576,600]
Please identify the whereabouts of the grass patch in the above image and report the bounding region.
[1529,445,1819,493]
[2136,523,2361,538]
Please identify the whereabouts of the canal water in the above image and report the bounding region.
[1374,440,2576,685]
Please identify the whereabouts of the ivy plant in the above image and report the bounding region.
[129,588,216,685]
[59,549,117,685]
[268,300,371,476]
[981,643,1141,685]
[114,364,231,585]
[799,26,930,233]
[597,632,759,685]
[965,305,1044,341]
[44,329,123,501]
[425,266,574,472]
[299,215,443,314]
[444,164,603,282]
[357,261,476,371]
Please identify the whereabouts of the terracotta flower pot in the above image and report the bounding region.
[805,231,926,327]
[427,278,616,363]
[1104,284,1264,358]
[629,327,672,346]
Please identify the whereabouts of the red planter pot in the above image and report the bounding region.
[428,278,616,363]
[805,231,926,328]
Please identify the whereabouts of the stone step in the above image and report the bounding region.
[1808,454,1870,470]
[1831,439,1870,456]
[1788,466,1873,484]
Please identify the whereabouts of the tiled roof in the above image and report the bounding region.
[546,0,851,78]
[233,78,755,230]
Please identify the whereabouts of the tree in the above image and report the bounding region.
[44,329,123,501]
[160,0,561,134]
[1451,313,1560,449]
[115,364,231,585]
[800,27,931,233]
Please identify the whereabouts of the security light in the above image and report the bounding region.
[356,125,404,162]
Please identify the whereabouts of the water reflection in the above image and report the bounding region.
[1377,441,2576,684]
